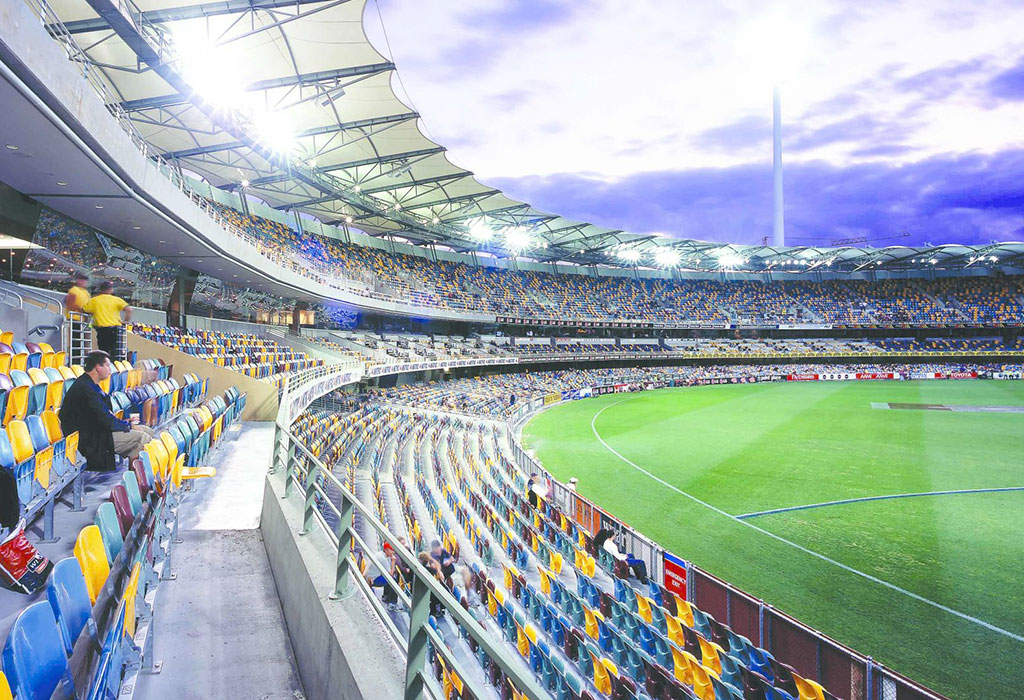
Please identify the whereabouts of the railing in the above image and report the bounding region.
[273,374,550,700]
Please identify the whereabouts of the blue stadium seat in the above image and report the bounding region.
[1,601,74,700]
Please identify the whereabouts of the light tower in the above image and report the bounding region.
[772,85,784,248]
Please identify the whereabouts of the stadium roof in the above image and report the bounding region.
[46,0,1024,272]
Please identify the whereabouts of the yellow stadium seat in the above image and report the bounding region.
[41,410,63,444]
[159,432,178,464]
[98,377,110,394]
[588,647,613,695]
[58,366,75,380]
[0,354,11,375]
[516,623,530,657]
[674,595,696,628]
[664,610,685,646]
[10,353,27,372]
[37,342,53,353]
[74,525,110,604]
[0,331,12,345]
[0,670,12,700]
[52,351,66,367]
[70,365,84,377]
[635,591,653,624]
[6,421,33,466]
[174,453,216,485]
[45,381,64,412]
[27,368,48,385]
[584,605,600,640]
[2,386,28,426]
[793,674,826,700]
[698,636,723,677]
[123,562,141,639]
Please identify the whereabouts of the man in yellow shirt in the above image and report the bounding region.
[83,281,131,360]
[64,273,90,313]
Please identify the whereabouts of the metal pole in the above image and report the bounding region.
[772,84,785,248]
[331,497,355,599]
[403,575,432,700]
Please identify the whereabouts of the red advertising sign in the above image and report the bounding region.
[663,552,687,600]
[855,372,895,380]
[947,371,978,379]
[787,374,819,381]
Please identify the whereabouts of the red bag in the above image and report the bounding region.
[0,526,53,594]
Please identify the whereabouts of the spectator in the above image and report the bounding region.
[460,566,484,619]
[58,351,153,472]
[368,549,402,611]
[64,273,90,313]
[528,473,548,507]
[594,528,648,584]
[83,281,131,360]
[430,539,456,582]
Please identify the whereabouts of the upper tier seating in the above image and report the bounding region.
[204,201,1024,326]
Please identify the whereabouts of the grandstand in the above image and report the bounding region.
[0,0,1022,699]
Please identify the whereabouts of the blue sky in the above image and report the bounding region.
[367,0,1024,246]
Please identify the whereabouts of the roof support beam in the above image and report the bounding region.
[120,63,395,112]
[62,0,336,34]
[442,204,530,223]
[243,146,446,188]
[396,190,501,213]
[160,112,418,159]
[277,172,473,210]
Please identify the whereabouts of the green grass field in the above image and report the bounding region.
[522,380,1024,700]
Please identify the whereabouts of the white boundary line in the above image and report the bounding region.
[589,398,1024,643]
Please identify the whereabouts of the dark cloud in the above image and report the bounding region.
[487,149,1024,247]
[987,56,1024,100]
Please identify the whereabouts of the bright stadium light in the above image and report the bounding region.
[503,227,535,253]
[717,251,745,268]
[467,219,494,242]
[173,28,249,110]
[617,247,642,263]
[653,247,681,267]
[254,111,295,154]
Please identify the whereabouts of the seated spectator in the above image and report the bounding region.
[594,528,648,584]
[58,351,154,471]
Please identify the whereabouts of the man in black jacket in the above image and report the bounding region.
[58,351,152,472]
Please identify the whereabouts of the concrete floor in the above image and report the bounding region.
[135,421,305,700]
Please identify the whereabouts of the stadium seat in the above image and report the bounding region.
[46,558,93,656]
[73,525,110,605]
[1,601,74,700]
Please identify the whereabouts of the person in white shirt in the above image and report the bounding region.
[594,528,648,583]
[527,472,548,507]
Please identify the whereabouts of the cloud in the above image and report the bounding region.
[788,114,913,152]
[461,1,580,33]
[693,116,771,152]
[895,59,989,100]
[987,56,1024,100]
[488,149,1024,247]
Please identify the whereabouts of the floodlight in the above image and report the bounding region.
[504,227,534,253]
[467,219,494,242]
[240,179,250,188]
[617,247,642,263]
[653,247,681,267]
[717,251,744,268]
[254,112,295,154]
[173,28,248,109]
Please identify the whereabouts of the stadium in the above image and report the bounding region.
[0,1,1020,700]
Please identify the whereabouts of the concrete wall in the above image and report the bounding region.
[260,472,404,700]
[127,333,279,420]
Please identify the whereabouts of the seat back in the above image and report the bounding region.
[41,411,63,444]
[110,486,135,536]
[159,432,178,464]
[45,381,64,412]
[26,368,47,385]
[73,525,110,605]
[2,386,28,426]
[46,558,93,656]
[25,415,50,453]
[130,460,151,499]
[9,371,30,388]
[1,601,71,700]
[122,472,143,515]
[25,384,47,417]
[95,502,125,562]
[6,421,34,465]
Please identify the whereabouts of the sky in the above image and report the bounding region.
[366,0,1024,247]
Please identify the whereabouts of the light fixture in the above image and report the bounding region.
[240,179,250,188]
[432,217,440,224]
[254,111,295,153]
[132,225,141,230]
[344,216,353,224]
[467,219,493,242]
[4,144,17,151]
[94,205,104,209]
[159,240,166,244]
[653,248,681,267]
[504,227,534,253]
[616,247,641,263]
[56,181,67,187]
[717,251,744,268]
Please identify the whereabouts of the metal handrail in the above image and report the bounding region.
[271,419,549,700]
